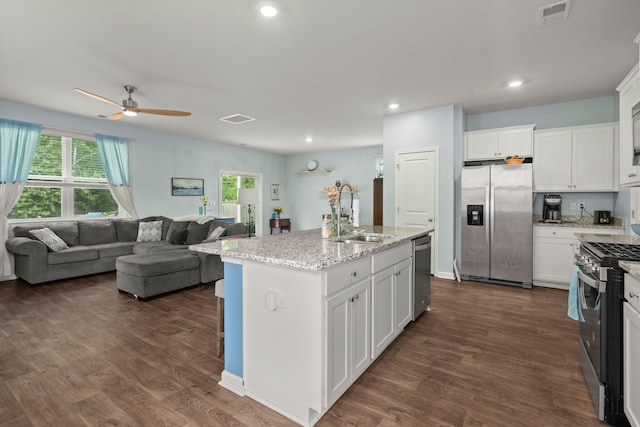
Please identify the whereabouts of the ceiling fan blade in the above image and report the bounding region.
[136,108,191,117]
[109,111,125,121]
[75,88,123,108]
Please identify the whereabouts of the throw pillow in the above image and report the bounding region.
[208,226,227,240]
[29,228,69,252]
[136,220,163,242]
[167,229,188,245]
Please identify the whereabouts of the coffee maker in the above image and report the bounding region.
[543,194,562,223]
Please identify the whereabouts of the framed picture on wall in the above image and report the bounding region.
[172,178,204,196]
[270,184,280,200]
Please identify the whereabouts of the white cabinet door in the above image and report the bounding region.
[371,266,395,359]
[533,236,574,284]
[624,302,640,427]
[499,126,533,157]
[617,64,640,185]
[533,124,618,192]
[326,286,350,404]
[325,278,371,407]
[532,130,572,191]
[465,132,498,160]
[572,125,616,191]
[464,125,534,161]
[394,258,413,333]
[351,280,371,379]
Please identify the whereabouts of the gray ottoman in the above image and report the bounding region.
[116,252,201,301]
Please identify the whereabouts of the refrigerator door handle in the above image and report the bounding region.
[485,184,490,243]
[490,184,495,243]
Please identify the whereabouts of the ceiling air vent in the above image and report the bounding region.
[537,0,571,26]
[219,113,256,124]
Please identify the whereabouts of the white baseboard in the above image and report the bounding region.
[436,271,455,280]
[218,370,245,396]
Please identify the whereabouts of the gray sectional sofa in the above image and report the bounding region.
[5,216,247,297]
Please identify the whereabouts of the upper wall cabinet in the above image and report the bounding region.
[617,63,640,186]
[464,124,535,161]
[533,123,618,192]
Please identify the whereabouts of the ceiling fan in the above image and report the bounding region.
[74,85,191,120]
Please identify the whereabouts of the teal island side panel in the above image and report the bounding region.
[224,262,243,377]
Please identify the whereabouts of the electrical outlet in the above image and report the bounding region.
[578,202,585,210]
[570,202,577,210]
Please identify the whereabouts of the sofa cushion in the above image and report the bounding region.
[137,221,163,242]
[166,221,189,243]
[114,219,140,242]
[92,242,136,258]
[133,241,173,254]
[116,253,200,277]
[29,228,69,252]
[78,220,117,245]
[224,222,247,236]
[186,221,210,245]
[48,246,99,265]
[139,216,172,239]
[14,222,79,246]
[167,229,188,245]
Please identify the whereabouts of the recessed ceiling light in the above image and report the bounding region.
[305,137,313,143]
[508,80,523,88]
[388,103,400,110]
[257,1,278,17]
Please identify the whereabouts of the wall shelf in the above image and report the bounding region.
[295,169,332,174]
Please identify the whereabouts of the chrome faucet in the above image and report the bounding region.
[335,180,354,238]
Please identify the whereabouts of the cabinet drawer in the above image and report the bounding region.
[533,227,578,239]
[324,257,370,296]
[371,242,412,274]
[533,226,623,239]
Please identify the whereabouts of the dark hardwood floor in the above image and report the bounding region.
[0,273,603,426]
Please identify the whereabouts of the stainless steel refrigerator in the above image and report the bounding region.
[461,163,533,287]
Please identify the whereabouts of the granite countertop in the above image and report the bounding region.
[619,260,640,279]
[189,225,432,271]
[533,214,624,230]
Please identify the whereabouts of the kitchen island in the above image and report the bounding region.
[190,226,432,426]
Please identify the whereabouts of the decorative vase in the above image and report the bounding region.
[276,212,281,219]
[331,207,339,237]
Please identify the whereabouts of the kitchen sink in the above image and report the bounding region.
[334,232,392,243]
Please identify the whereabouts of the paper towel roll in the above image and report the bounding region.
[352,199,360,227]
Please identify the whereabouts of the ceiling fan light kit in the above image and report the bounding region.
[75,85,191,120]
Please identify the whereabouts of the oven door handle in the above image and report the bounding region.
[578,269,606,293]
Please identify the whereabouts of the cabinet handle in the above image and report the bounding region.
[631,292,638,299]
[568,185,571,188]
[351,271,357,277]
[630,173,637,178]
[350,296,354,302]
[354,294,359,300]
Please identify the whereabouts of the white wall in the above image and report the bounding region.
[284,147,383,231]
[383,105,462,279]
[0,99,287,234]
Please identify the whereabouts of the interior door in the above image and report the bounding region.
[395,149,438,272]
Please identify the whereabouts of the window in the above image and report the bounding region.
[220,174,255,221]
[9,131,119,220]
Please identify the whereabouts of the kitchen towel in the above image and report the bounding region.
[567,265,584,322]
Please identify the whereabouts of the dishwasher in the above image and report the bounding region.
[412,234,431,320]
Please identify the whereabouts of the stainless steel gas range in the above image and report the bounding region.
[576,240,635,426]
